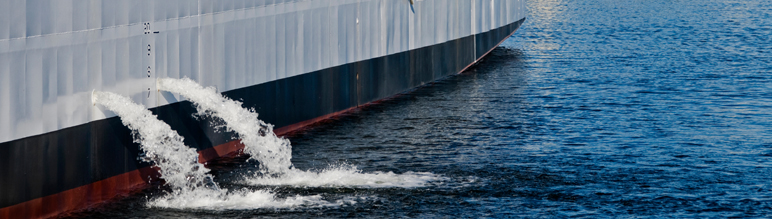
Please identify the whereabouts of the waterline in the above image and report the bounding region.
[157,78,293,174]
[157,77,446,188]
[92,90,330,210]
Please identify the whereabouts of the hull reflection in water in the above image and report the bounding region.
[0,0,527,216]
[158,77,446,188]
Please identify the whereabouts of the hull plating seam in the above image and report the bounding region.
[0,18,525,217]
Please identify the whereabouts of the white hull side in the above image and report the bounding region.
[0,0,526,143]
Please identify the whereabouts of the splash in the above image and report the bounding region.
[157,78,292,174]
[92,91,329,210]
[157,77,445,188]
[244,165,446,188]
[146,188,333,210]
[92,91,216,193]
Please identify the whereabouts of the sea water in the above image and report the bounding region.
[81,0,772,217]
[157,77,444,188]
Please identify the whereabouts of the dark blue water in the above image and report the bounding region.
[77,0,772,217]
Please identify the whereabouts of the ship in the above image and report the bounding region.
[0,0,526,217]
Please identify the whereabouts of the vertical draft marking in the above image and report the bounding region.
[144,22,152,99]
[144,23,151,34]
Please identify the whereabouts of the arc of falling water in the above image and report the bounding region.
[92,90,220,192]
[156,77,294,174]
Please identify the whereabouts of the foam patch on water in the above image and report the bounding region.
[157,78,446,189]
[94,91,336,211]
[147,189,339,210]
[243,165,446,188]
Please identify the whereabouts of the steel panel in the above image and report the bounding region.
[0,11,526,209]
[0,52,9,141]
[0,0,528,144]
[0,1,8,39]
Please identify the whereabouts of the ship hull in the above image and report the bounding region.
[0,1,525,217]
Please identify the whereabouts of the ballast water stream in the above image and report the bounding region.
[157,77,443,188]
[91,79,442,211]
[92,91,329,210]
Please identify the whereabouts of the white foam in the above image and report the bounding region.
[93,91,332,210]
[147,189,336,210]
[157,77,446,190]
[92,91,214,192]
[157,77,293,174]
[244,165,446,188]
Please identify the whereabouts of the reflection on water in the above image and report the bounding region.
[77,0,772,217]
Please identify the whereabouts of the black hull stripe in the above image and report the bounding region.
[0,18,525,208]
